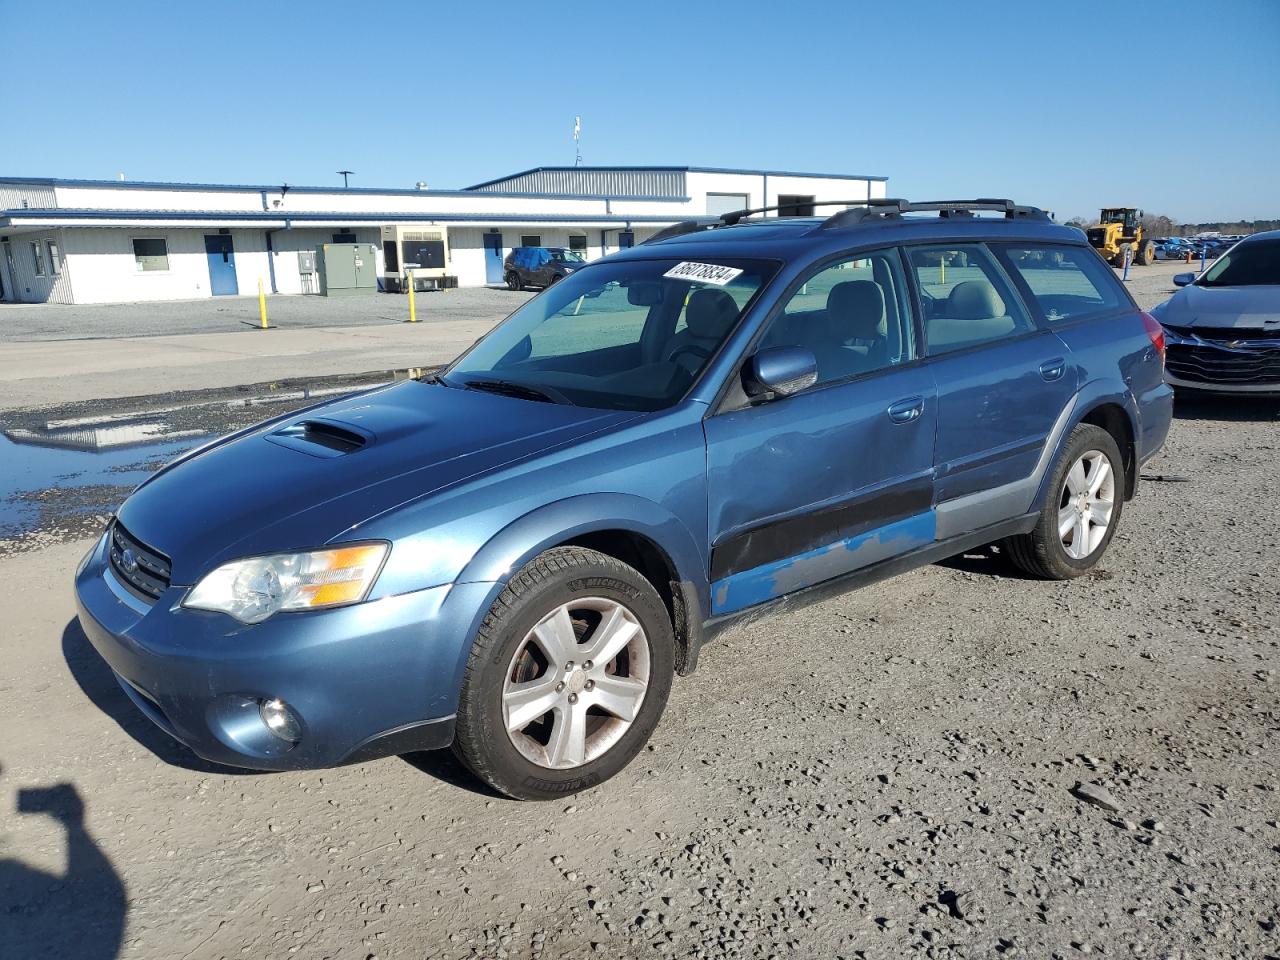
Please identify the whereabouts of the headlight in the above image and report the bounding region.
[183,543,389,624]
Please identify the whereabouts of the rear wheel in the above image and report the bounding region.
[1136,239,1155,266]
[453,547,675,800]
[1004,424,1124,580]
[506,271,522,291]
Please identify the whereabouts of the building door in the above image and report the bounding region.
[1,241,18,301]
[204,234,239,296]
[618,231,634,248]
[482,233,504,284]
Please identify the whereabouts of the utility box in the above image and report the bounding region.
[298,249,318,294]
[316,242,378,297]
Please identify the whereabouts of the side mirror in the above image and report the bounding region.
[1172,272,1196,287]
[744,347,818,398]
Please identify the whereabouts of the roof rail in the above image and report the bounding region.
[639,218,720,245]
[719,199,873,226]
[819,198,1051,231]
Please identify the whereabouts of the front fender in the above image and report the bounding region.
[457,492,707,599]
[440,494,710,691]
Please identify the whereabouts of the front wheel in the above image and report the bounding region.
[1004,423,1124,580]
[505,271,522,291]
[452,547,675,800]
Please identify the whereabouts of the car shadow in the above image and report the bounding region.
[60,618,258,776]
[0,769,127,960]
[1173,394,1280,422]
[935,543,1041,580]
[399,750,504,799]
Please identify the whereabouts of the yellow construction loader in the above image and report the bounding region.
[1086,208,1155,267]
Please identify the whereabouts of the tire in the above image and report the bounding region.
[452,546,676,800]
[1111,245,1130,268]
[1004,423,1125,580]
[505,271,522,291]
[1136,239,1155,266]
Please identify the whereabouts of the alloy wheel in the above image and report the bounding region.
[1058,449,1116,560]
[502,597,650,769]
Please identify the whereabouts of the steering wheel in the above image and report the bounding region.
[668,343,712,366]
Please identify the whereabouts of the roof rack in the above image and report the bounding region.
[641,199,874,245]
[819,198,1051,230]
[641,197,1053,246]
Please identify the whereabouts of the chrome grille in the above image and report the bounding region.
[1166,341,1280,385]
[108,522,172,601]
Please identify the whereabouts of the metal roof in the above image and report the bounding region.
[466,165,889,191]
[0,175,685,203]
[0,208,683,228]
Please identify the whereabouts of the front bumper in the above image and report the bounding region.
[73,533,495,771]
[1164,334,1280,395]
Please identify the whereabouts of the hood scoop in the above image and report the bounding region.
[265,418,372,458]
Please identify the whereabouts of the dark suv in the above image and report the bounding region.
[504,246,585,290]
[74,199,1172,800]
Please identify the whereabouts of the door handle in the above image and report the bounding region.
[887,396,924,424]
[1039,358,1067,382]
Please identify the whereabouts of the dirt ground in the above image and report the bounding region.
[2,260,1278,960]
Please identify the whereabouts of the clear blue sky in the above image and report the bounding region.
[3,0,1277,223]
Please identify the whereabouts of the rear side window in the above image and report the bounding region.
[997,244,1126,322]
[907,244,1034,355]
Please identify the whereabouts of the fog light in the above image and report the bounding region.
[259,698,302,743]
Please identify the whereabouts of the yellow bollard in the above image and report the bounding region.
[258,278,269,329]
[407,275,417,323]
[940,257,946,286]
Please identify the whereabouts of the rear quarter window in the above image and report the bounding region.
[997,244,1126,322]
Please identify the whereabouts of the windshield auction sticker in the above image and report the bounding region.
[663,262,744,286]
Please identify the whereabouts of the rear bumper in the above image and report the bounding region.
[1136,380,1175,466]
[73,533,492,771]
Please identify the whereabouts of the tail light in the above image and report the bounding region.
[1139,312,1165,366]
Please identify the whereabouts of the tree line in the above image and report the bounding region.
[1062,212,1278,237]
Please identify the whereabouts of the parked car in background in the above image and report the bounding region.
[1157,239,1192,260]
[504,247,585,290]
[1154,230,1280,394]
[74,198,1172,800]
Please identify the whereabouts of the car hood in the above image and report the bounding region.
[1154,283,1280,330]
[117,381,637,583]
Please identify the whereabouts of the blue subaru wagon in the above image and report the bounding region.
[75,199,1173,799]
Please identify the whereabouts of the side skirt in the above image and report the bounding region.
[700,513,1038,642]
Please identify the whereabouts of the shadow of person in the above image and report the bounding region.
[0,775,127,960]
[61,618,257,776]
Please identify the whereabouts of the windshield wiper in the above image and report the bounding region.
[461,378,573,405]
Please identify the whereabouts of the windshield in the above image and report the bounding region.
[444,257,776,411]
[550,250,585,263]
[1199,239,1280,287]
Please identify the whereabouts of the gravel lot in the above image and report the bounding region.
[2,260,1278,960]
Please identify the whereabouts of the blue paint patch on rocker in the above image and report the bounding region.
[711,512,936,615]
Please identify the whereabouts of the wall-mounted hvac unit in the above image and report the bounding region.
[381,224,458,292]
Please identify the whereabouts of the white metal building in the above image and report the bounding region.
[0,166,887,305]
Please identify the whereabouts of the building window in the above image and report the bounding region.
[332,232,357,244]
[30,241,46,277]
[521,235,542,247]
[46,239,61,276]
[706,192,749,217]
[777,195,816,217]
[569,234,588,257]
[133,238,170,272]
[618,231,634,248]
